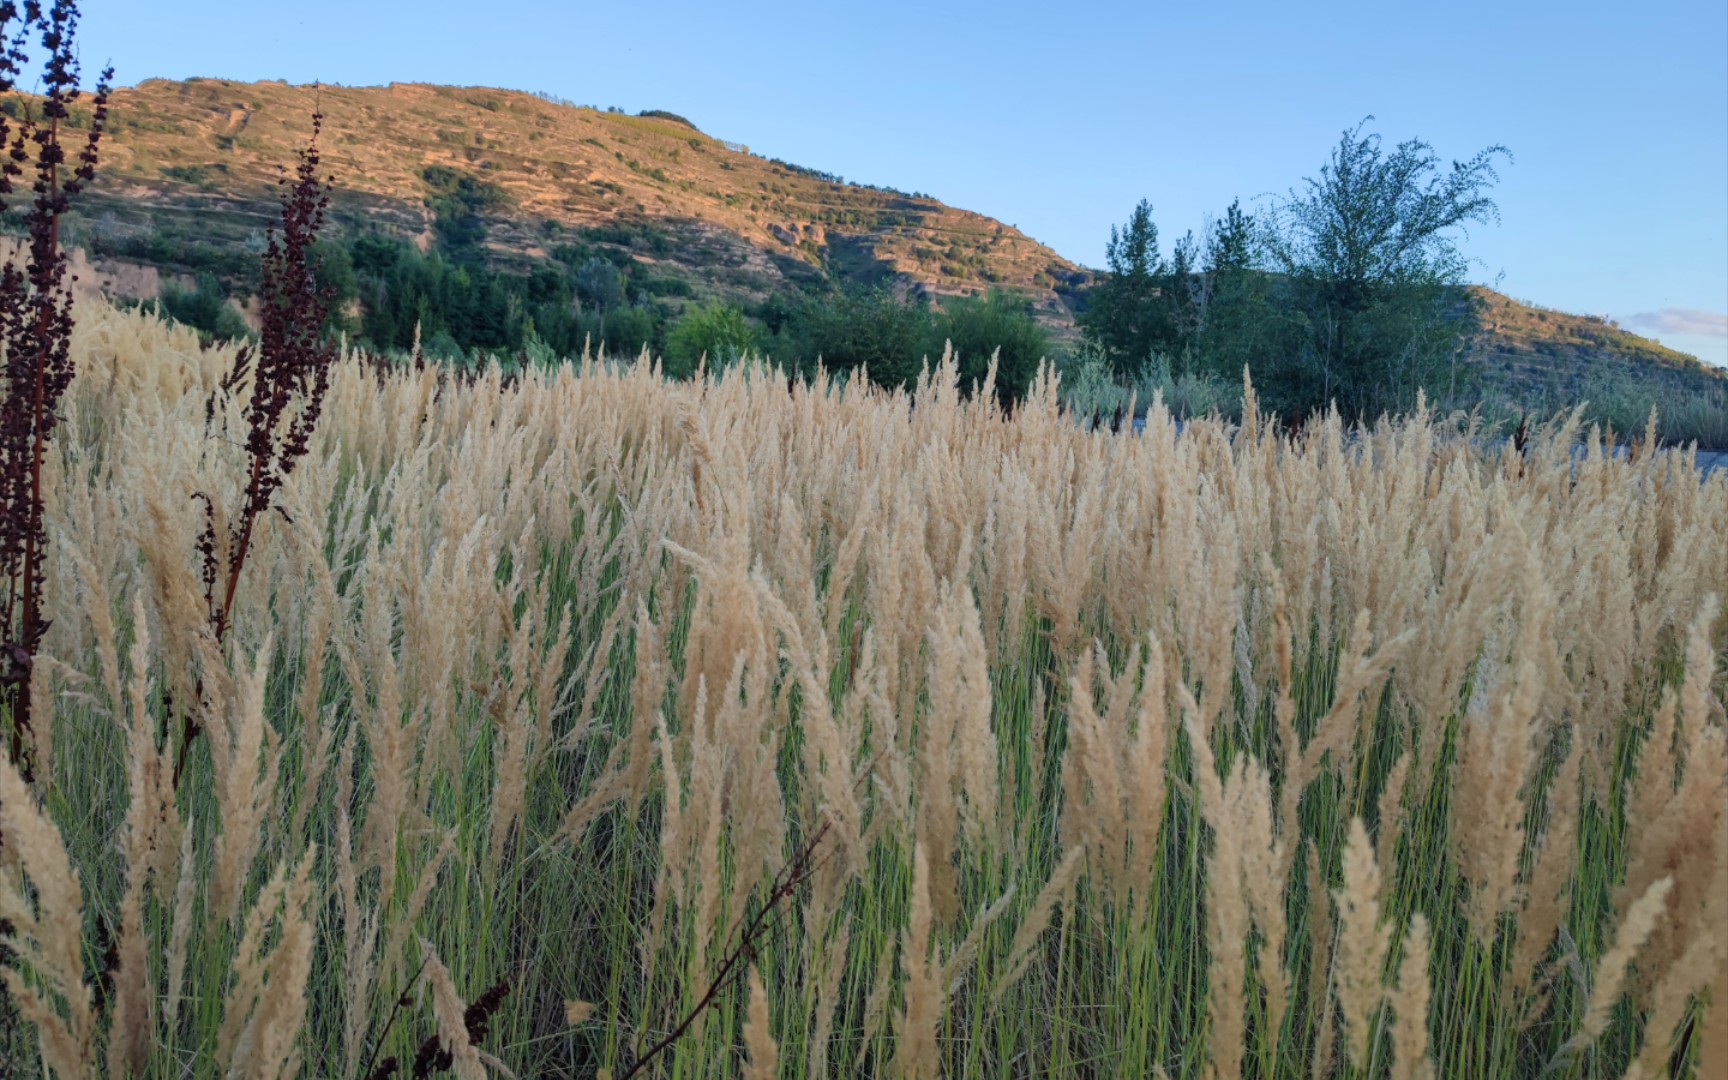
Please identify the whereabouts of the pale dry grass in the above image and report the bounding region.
[0,298,1724,1077]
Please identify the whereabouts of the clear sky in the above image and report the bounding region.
[63,0,1728,366]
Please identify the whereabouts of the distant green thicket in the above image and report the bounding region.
[129,215,1056,406]
[637,109,697,129]
[329,232,675,361]
[747,286,1052,406]
[142,271,252,345]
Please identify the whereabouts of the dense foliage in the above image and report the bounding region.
[151,271,251,343]
[752,285,1051,406]
[143,223,1055,405]
[1082,122,1511,422]
[663,301,756,378]
[1259,120,1509,418]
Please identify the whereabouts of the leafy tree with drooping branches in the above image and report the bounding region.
[1259,117,1511,419]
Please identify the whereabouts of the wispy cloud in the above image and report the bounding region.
[1623,308,1728,338]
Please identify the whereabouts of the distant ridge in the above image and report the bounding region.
[62,78,1090,329]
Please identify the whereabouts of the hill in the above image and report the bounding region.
[45,77,1089,329]
[13,77,1725,411]
[1465,287,1720,397]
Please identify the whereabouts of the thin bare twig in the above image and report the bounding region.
[617,819,832,1080]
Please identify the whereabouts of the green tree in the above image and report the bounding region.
[573,256,625,313]
[311,239,358,337]
[1205,198,1256,273]
[664,302,756,378]
[1164,230,1200,373]
[1195,198,1273,382]
[932,290,1051,406]
[1260,118,1509,418]
[781,285,935,390]
[155,273,251,343]
[585,302,661,361]
[1079,199,1169,378]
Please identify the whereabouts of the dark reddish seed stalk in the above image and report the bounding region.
[361,972,512,1080]
[211,109,336,643]
[173,110,338,790]
[0,0,110,781]
[356,955,430,1080]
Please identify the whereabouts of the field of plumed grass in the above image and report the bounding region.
[2,298,1725,1079]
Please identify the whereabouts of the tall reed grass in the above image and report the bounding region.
[1,299,1724,1078]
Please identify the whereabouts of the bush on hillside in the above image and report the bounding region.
[665,302,757,378]
[933,289,1052,407]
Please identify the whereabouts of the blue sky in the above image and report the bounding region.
[66,0,1728,365]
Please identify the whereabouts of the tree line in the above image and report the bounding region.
[152,228,1054,408]
[1080,120,1510,420]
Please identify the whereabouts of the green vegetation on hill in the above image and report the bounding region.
[113,209,1052,405]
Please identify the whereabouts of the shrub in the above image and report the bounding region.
[1059,347,1243,423]
[637,108,697,129]
[776,284,934,389]
[161,163,207,185]
[152,272,252,342]
[664,301,755,378]
[931,289,1051,406]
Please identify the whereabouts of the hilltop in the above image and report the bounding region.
[54,77,1088,328]
[16,77,1725,407]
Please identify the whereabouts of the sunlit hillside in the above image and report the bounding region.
[52,78,1087,323]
